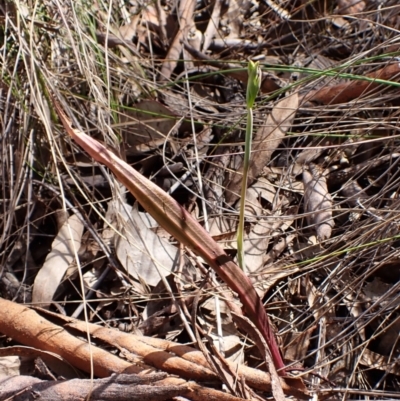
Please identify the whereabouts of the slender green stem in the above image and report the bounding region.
[237,106,253,271]
[237,61,261,271]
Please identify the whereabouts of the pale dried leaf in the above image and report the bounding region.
[159,0,196,80]
[360,349,400,374]
[112,202,181,286]
[240,188,270,273]
[331,16,351,30]
[141,5,160,32]
[251,93,299,175]
[188,28,203,52]
[263,233,296,265]
[0,346,79,379]
[303,164,334,240]
[0,356,20,378]
[119,15,139,41]
[249,177,277,205]
[32,214,84,308]
[200,298,244,364]
[232,180,292,273]
[220,0,252,39]
[244,186,264,218]
[202,0,223,51]
[255,260,300,296]
[208,216,235,239]
[248,179,293,267]
[243,221,270,273]
[242,182,292,272]
[295,140,330,165]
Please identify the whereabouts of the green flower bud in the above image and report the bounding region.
[246,61,262,109]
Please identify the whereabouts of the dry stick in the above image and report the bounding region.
[161,377,260,401]
[0,298,145,377]
[58,313,308,399]
[51,95,286,374]
[0,369,249,401]
[94,327,218,382]
[0,300,254,401]
[0,374,184,401]
[301,62,400,105]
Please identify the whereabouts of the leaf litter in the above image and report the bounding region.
[2,0,400,400]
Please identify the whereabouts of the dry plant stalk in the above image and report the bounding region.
[50,94,286,374]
